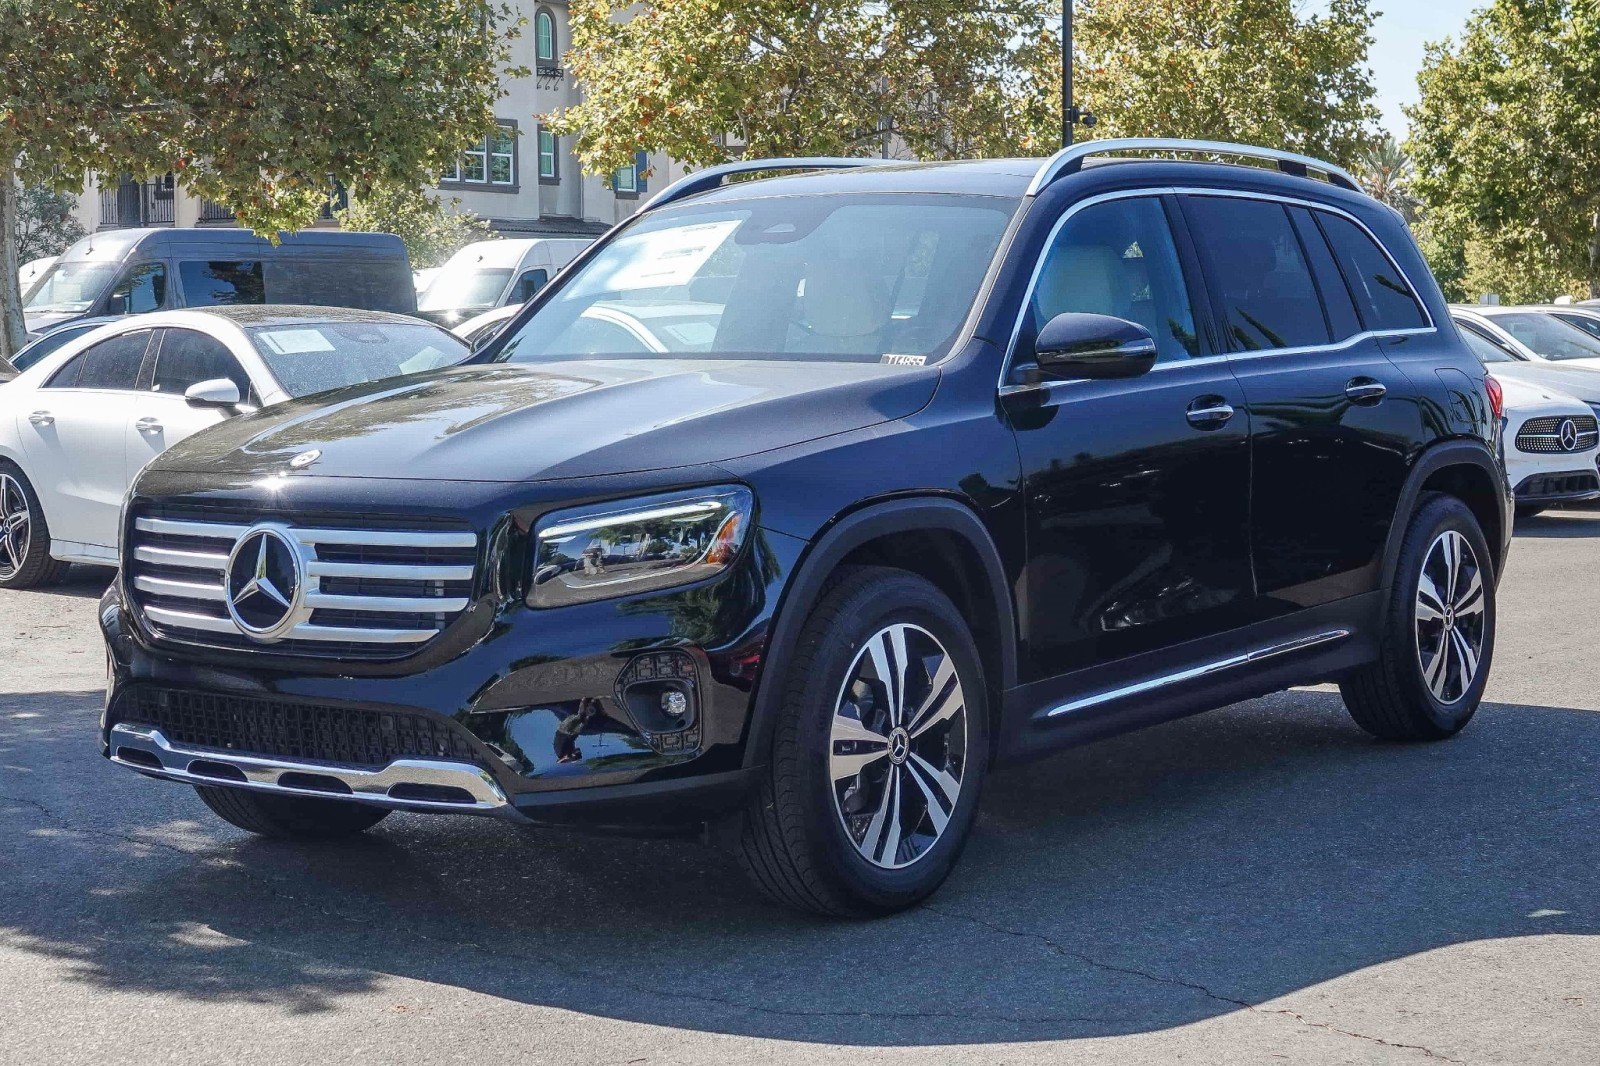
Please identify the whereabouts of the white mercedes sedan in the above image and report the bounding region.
[0,306,469,587]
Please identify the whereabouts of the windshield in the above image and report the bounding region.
[24,262,118,314]
[246,321,470,398]
[418,268,512,312]
[494,193,1015,366]
[1492,312,1600,361]
[1553,312,1600,342]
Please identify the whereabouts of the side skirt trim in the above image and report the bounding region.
[1043,629,1352,719]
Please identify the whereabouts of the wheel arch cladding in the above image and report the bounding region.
[744,496,1017,769]
[1382,440,1509,590]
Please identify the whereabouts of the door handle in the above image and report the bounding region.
[135,417,163,434]
[1186,397,1235,429]
[27,411,53,427]
[1346,378,1388,405]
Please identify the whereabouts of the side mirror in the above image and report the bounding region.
[104,292,129,317]
[1034,313,1158,381]
[184,378,241,410]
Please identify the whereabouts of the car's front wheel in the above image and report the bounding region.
[1340,492,1495,740]
[0,463,69,590]
[737,566,988,917]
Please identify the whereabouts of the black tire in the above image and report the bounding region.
[194,785,391,839]
[1340,492,1495,741]
[0,462,70,590]
[736,566,989,917]
[1514,504,1544,520]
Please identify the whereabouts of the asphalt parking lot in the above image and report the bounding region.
[4,511,1600,1065]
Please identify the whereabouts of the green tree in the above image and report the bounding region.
[337,184,496,270]
[1070,0,1380,164]
[15,185,85,262]
[0,1,519,359]
[1407,0,1600,298]
[1355,135,1420,219]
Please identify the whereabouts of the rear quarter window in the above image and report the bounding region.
[1317,213,1428,331]
[264,257,416,313]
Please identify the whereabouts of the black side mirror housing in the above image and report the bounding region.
[104,292,129,317]
[1033,313,1158,381]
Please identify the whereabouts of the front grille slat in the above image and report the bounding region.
[1515,414,1599,454]
[127,509,479,660]
[116,687,482,768]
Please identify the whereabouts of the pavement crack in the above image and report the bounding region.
[0,791,198,858]
[927,905,1463,1063]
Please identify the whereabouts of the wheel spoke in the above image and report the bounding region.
[1449,627,1479,691]
[1442,533,1462,604]
[861,765,903,865]
[0,535,15,573]
[1454,570,1484,617]
[1423,635,1451,700]
[1416,573,1446,621]
[907,750,961,808]
[908,656,962,738]
[866,626,910,726]
[904,757,953,834]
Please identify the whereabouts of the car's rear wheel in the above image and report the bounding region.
[736,566,988,917]
[1340,492,1494,740]
[195,785,391,839]
[0,464,70,590]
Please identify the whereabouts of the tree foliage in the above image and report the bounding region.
[0,0,520,355]
[1407,0,1600,299]
[15,185,85,262]
[549,0,1381,180]
[337,184,496,270]
[1354,134,1420,220]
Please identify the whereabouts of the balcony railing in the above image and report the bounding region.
[200,183,346,226]
[97,177,175,229]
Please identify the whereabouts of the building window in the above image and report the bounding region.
[538,128,558,182]
[613,162,638,196]
[442,121,518,190]
[536,9,556,62]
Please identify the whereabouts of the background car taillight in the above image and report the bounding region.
[1485,374,1504,420]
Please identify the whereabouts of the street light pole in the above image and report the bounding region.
[1062,0,1074,147]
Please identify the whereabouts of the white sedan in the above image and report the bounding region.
[0,306,469,587]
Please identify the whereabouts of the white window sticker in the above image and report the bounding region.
[256,328,336,355]
[881,353,927,367]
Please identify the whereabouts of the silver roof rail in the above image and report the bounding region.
[642,157,885,210]
[1026,138,1363,197]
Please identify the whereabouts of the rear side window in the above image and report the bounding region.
[107,262,167,315]
[1317,213,1427,331]
[1288,207,1361,342]
[47,331,150,389]
[180,261,265,306]
[151,328,252,399]
[1457,323,1518,363]
[1184,196,1330,351]
[264,258,415,313]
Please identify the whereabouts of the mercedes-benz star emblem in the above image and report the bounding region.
[289,449,322,470]
[225,527,304,640]
[1559,419,1579,452]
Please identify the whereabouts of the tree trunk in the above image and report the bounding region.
[1590,207,1600,301]
[0,166,26,365]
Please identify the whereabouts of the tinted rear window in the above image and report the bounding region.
[180,261,265,306]
[264,258,416,314]
[1184,196,1330,351]
[1318,213,1427,331]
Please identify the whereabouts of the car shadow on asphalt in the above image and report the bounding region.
[2,685,1597,1044]
[1516,506,1600,538]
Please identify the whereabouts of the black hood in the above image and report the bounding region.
[151,360,940,483]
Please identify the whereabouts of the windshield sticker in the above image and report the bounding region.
[881,354,927,367]
[598,220,741,291]
[256,328,336,355]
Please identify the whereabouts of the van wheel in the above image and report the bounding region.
[736,567,988,917]
[195,786,391,839]
[0,464,70,590]
[1340,493,1494,741]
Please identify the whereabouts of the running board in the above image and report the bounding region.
[1043,629,1352,719]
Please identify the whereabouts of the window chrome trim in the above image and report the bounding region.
[1042,629,1351,718]
[998,186,1438,392]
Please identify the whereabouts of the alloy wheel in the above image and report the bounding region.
[0,474,30,581]
[1414,529,1486,705]
[829,623,968,870]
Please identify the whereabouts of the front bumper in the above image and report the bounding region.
[100,516,804,831]
[1512,469,1600,506]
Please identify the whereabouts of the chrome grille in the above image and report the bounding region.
[1515,415,1599,454]
[126,511,477,656]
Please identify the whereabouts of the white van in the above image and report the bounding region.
[416,238,591,325]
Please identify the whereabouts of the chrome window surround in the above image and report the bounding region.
[998,186,1438,395]
[127,515,478,647]
[108,722,517,817]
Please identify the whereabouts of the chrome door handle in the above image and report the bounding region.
[1346,378,1388,405]
[1186,399,1235,428]
[135,417,163,433]
[27,411,53,427]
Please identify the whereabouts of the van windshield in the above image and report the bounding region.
[419,269,511,312]
[494,193,1016,366]
[24,262,118,313]
[246,321,471,397]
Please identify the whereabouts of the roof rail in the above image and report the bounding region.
[642,157,884,211]
[1026,138,1363,197]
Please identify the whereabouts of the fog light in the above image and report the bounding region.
[661,690,689,719]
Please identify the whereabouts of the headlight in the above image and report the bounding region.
[529,486,753,608]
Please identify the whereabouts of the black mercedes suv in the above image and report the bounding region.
[100,139,1511,916]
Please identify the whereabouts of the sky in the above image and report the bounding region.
[1361,0,1483,135]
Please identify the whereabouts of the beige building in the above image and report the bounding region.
[74,2,683,240]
